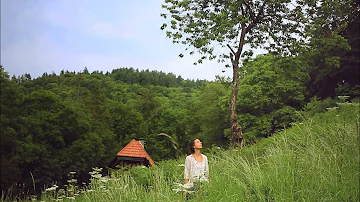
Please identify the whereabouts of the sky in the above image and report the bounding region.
[1,0,261,81]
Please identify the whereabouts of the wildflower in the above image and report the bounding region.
[172,183,194,193]
[92,167,103,172]
[177,164,185,167]
[337,95,350,100]
[67,179,77,183]
[66,196,76,200]
[173,182,194,191]
[91,174,102,179]
[183,182,194,189]
[172,188,182,193]
[45,185,58,192]
[100,178,109,183]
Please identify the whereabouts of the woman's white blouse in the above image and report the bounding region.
[184,154,209,183]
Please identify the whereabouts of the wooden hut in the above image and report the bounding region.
[108,139,155,169]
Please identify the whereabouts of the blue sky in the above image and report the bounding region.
[1,0,251,80]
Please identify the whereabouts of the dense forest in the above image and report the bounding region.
[1,0,359,200]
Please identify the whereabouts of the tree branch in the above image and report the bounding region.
[240,4,246,17]
[235,23,247,60]
[227,44,236,55]
[244,1,255,23]
[246,0,267,32]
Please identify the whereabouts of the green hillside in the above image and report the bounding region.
[2,1,359,201]
[36,103,359,202]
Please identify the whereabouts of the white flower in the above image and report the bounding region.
[92,174,102,179]
[172,188,182,193]
[173,182,194,190]
[100,178,109,183]
[183,182,194,189]
[45,185,58,192]
[67,179,77,183]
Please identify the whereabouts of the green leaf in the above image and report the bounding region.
[160,23,167,30]
[170,9,179,14]
[160,13,167,19]
[172,15,182,21]
[166,31,172,37]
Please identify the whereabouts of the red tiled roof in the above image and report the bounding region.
[117,139,155,166]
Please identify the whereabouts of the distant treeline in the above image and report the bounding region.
[16,67,207,89]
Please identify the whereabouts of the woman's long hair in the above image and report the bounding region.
[188,138,198,154]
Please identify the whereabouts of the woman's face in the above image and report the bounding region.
[194,139,202,149]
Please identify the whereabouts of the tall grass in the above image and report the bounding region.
[4,104,359,201]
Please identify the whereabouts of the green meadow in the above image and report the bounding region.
[27,103,359,202]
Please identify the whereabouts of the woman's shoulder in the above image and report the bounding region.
[185,154,193,160]
[201,154,208,159]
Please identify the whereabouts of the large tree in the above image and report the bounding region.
[161,0,305,147]
[298,0,359,98]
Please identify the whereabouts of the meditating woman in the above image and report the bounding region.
[183,138,209,199]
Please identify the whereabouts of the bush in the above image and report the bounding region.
[300,97,337,118]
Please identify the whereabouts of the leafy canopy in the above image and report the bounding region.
[161,0,306,65]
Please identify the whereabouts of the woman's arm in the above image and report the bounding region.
[205,155,209,178]
[184,156,190,183]
[183,156,191,199]
[204,155,210,183]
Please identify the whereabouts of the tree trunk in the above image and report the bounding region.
[228,24,247,148]
[230,60,243,148]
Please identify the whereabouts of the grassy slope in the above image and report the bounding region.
[37,104,359,201]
